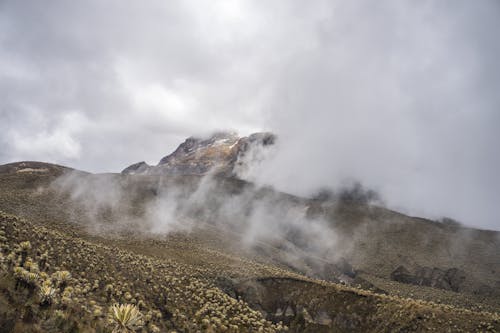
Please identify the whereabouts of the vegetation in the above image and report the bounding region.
[0,163,498,332]
[109,303,143,333]
[0,212,287,332]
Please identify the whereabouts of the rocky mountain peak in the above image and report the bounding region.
[158,131,240,166]
[122,131,275,176]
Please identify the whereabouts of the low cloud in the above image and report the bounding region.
[51,170,346,277]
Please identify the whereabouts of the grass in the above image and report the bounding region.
[0,162,498,332]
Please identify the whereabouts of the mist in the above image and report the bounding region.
[51,170,353,279]
[1,1,499,230]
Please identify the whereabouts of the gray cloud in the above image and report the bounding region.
[1,0,499,230]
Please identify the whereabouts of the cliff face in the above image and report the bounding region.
[121,131,275,176]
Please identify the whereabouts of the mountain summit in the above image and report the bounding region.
[122,131,275,176]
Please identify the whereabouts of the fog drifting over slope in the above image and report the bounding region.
[51,170,349,279]
[1,1,499,229]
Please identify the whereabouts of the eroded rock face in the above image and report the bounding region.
[221,277,374,332]
[121,132,276,176]
[390,265,466,292]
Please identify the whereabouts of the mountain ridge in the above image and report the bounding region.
[122,131,276,176]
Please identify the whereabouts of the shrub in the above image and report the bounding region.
[108,303,143,333]
[39,284,57,306]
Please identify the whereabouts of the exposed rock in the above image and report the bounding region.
[227,276,373,331]
[121,161,151,175]
[441,267,467,292]
[390,265,466,292]
[305,257,357,283]
[335,257,357,278]
[391,265,419,285]
[121,131,276,176]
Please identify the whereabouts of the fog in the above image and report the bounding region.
[51,170,350,279]
[1,1,499,229]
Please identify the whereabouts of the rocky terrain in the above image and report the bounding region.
[122,132,275,177]
[0,133,499,332]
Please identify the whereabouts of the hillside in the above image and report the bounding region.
[0,156,498,331]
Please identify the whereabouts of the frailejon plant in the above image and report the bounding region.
[39,284,57,306]
[19,241,31,265]
[108,303,143,333]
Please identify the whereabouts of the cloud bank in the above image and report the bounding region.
[1,0,499,229]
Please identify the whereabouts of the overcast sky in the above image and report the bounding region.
[1,1,499,230]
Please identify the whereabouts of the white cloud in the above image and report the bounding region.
[8,111,86,162]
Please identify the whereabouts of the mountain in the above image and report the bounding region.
[122,131,276,176]
[0,136,499,332]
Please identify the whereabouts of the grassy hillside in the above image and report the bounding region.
[0,162,499,332]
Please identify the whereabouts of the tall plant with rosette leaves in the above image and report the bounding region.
[108,303,143,333]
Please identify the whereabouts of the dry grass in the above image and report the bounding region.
[0,163,498,332]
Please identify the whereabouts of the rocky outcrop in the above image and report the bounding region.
[223,277,376,332]
[121,131,276,176]
[390,265,466,292]
[121,161,151,175]
[304,257,356,282]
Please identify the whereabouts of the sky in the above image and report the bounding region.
[0,1,499,230]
